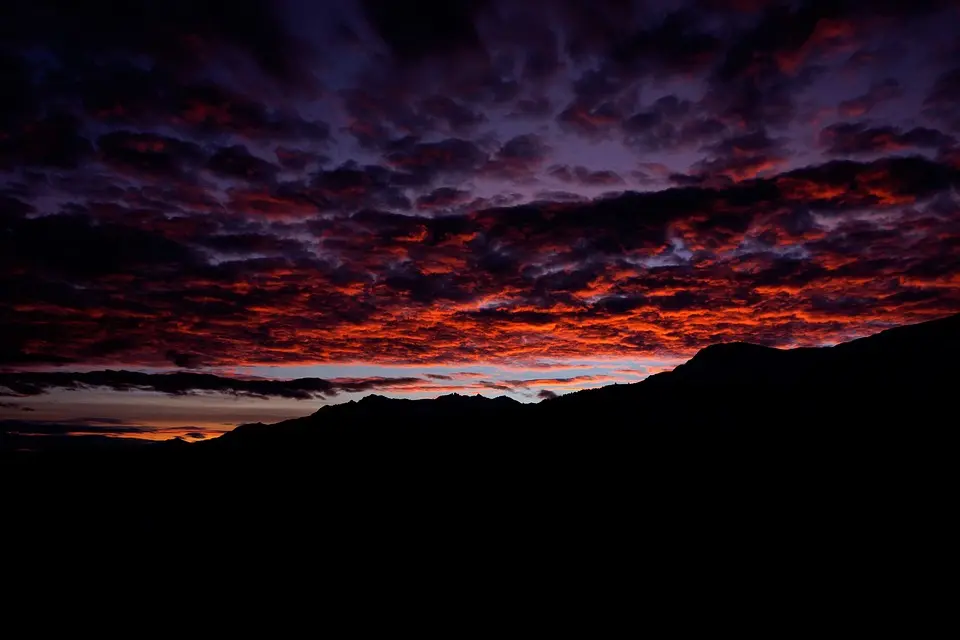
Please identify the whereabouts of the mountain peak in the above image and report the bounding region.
[689,341,779,361]
[682,341,786,374]
[358,394,392,404]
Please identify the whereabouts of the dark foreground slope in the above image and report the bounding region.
[4,313,958,545]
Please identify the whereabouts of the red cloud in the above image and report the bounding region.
[6,155,957,371]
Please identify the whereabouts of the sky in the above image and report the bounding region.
[2,0,960,442]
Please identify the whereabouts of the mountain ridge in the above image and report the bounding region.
[194,311,959,453]
[3,313,956,456]
[5,312,957,542]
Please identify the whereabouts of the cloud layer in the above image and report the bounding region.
[1,0,959,377]
[0,369,639,402]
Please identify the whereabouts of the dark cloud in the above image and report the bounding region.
[0,370,426,400]
[704,73,811,131]
[360,0,487,63]
[416,187,473,210]
[79,73,330,142]
[275,147,325,172]
[97,131,204,178]
[557,101,622,139]
[608,9,723,78]
[821,123,956,156]
[691,129,790,181]
[419,96,487,132]
[777,156,959,207]
[3,0,960,389]
[924,67,960,131]
[306,162,421,212]
[537,389,558,400]
[165,350,209,369]
[0,419,227,449]
[698,1,872,130]
[571,68,631,110]
[0,0,304,82]
[532,190,590,203]
[838,79,902,117]
[227,183,326,218]
[2,155,959,367]
[168,84,331,141]
[0,114,92,170]
[1,213,200,280]
[195,233,308,258]
[695,0,771,11]
[386,138,488,178]
[341,88,424,149]
[0,195,34,221]
[482,134,550,180]
[511,97,552,119]
[498,134,549,163]
[381,263,476,304]
[0,419,150,436]
[548,165,625,186]
[0,51,34,130]
[466,309,559,325]
[207,145,279,183]
[621,96,731,153]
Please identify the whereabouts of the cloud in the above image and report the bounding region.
[207,145,280,183]
[385,138,488,179]
[557,101,622,139]
[0,419,226,447]
[838,79,902,117]
[275,147,325,171]
[0,113,92,169]
[98,131,204,178]
[0,419,152,436]
[1,213,200,280]
[924,67,960,130]
[0,371,427,400]
[418,95,487,133]
[3,0,960,384]
[691,129,790,181]
[1,0,305,82]
[170,84,330,140]
[511,97,552,119]
[4,154,958,368]
[483,134,551,179]
[608,9,723,78]
[416,187,473,210]
[227,185,325,218]
[502,375,623,388]
[310,162,415,211]
[360,0,486,63]
[820,123,956,155]
[548,165,625,187]
[194,232,308,259]
[622,96,727,153]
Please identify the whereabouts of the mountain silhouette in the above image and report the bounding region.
[4,313,957,546]
[538,311,960,422]
[191,312,959,456]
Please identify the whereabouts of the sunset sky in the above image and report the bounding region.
[2,0,959,441]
